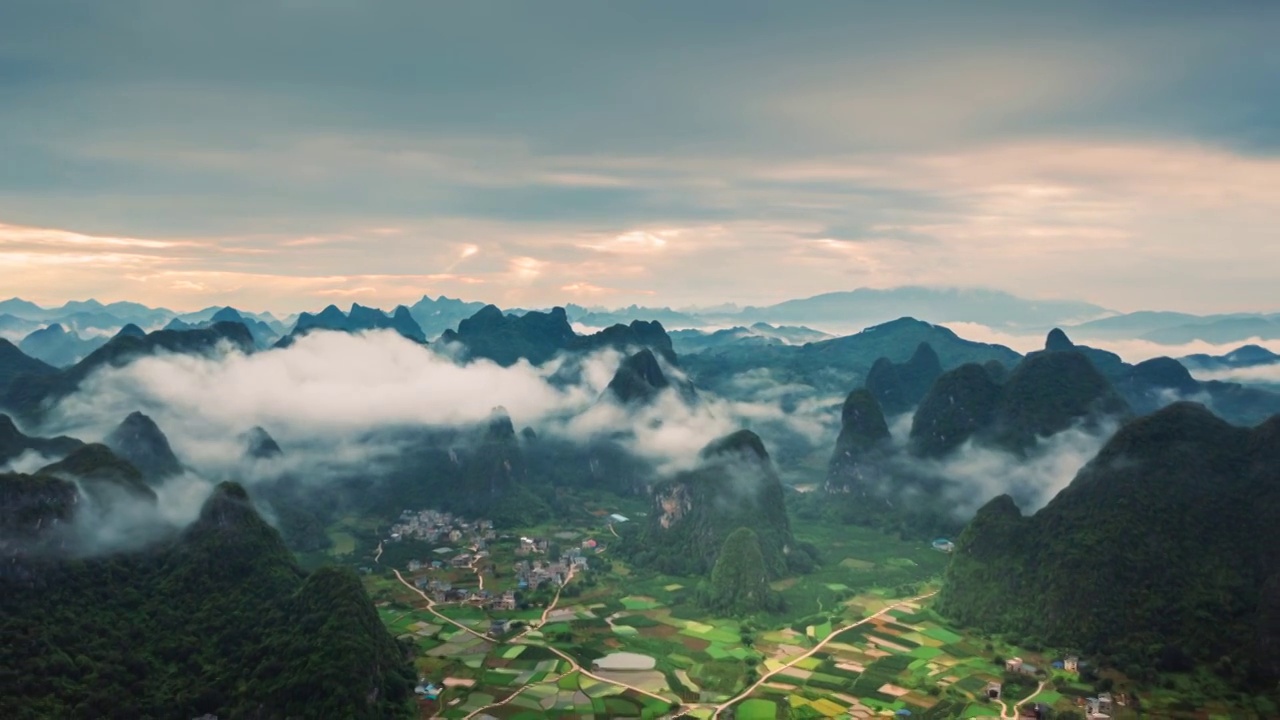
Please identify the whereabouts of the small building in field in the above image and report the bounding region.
[985,682,1002,700]
[932,538,955,552]
[609,513,629,523]
[1064,655,1080,672]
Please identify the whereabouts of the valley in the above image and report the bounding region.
[310,496,1272,719]
[3,299,1279,719]
[8,7,1280,716]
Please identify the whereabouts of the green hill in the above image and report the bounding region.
[0,480,414,719]
[865,342,944,416]
[908,363,1003,458]
[683,317,1020,400]
[38,443,158,507]
[825,388,892,503]
[936,403,1280,686]
[1034,329,1280,426]
[703,527,777,616]
[625,430,800,578]
[908,345,1129,457]
[991,349,1130,451]
[103,411,183,482]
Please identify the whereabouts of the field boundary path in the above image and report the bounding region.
[393,567,674,719]
[710,590,939,718]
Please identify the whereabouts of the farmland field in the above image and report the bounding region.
[355,504,1230,719]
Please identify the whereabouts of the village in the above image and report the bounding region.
[384,507,604,616]
[355,509,1210,719]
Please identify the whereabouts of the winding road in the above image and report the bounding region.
[394,569,489,640]
[710,590,939,719]
[1000,679,1048,719]
[394,565,673,719]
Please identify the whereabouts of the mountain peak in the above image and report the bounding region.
[909,363,1003,458]
[209,306,244,323]
[909,341,941,365]
[606,348,672,404]
[992,350,1129,452]
[826,389,892,496]
[1044,328,1075,351]
[485,406,516,440]
[242,426,283,459]
[190,481,267,534]
[104,411,183,481]
[116,323,146,339]
[699,429,769,463]
[865,341,945,416]
[471,304,505,324]
[40,443,157,504]
[838,389,891,445]
[973,492,1023,521]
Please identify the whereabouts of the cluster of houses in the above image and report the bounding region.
[406,549,486,575]
[513,547,589,591]
[1084,693,1116,719]
[411,574,519,610]
[987,656,1119,719]
[388,508,494,546]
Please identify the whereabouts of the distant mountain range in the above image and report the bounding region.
[1,322,254,423]
[1065,311,1280,344]
[17,324,109,367]
[166,307,282,349]
[5,288,1279,348]
[280,303,426,345]
[733,287,1110,330]
[669,323,833,355]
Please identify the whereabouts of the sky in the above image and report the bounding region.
[1,1,1278,314]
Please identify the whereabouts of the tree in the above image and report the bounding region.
[704,527,772,616]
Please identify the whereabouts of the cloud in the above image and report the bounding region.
[921,420,1120,517]
[579,229,677,255]
[28,327,849,554]
[39,329,806,477]
[1,3,1277,313]
[47,330,583,444]
[872,411,1120,519]
[560,282,613,296]
[1192,364,1280,386]
[1,450,59,475]
[939,321,1280,364]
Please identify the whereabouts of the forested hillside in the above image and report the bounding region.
[0,481,415,719]
[936,403,1280,687]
